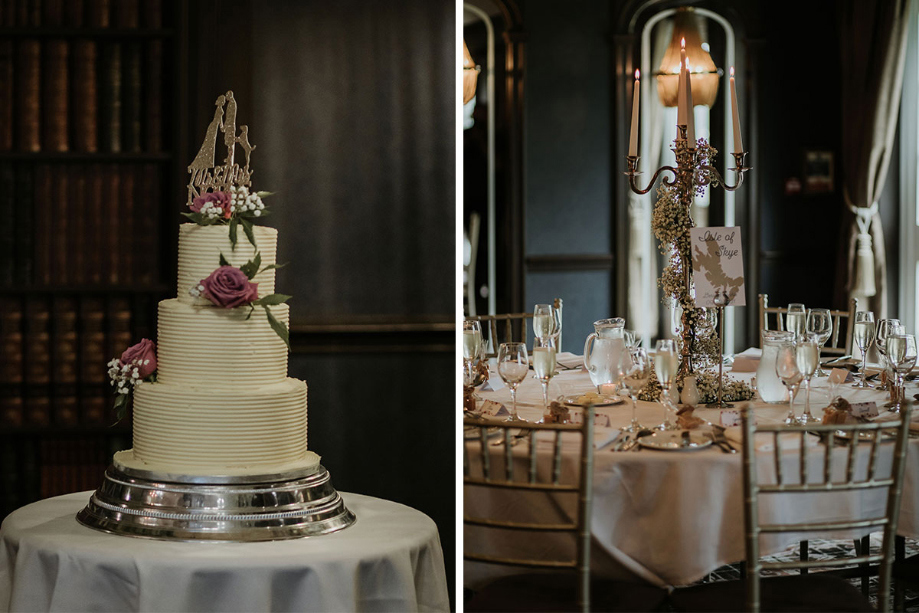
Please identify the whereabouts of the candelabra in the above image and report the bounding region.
[625,125,751,379]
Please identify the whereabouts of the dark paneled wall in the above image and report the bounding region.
[188,1,456,606]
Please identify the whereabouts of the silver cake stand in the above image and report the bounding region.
[76,461,356,541]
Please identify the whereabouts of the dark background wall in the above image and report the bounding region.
[189,0,456,605]
[505,0,899,351]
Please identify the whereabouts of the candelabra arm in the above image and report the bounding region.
[697,152,751,192]
[625,156,679,195]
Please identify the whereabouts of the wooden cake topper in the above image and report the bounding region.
[187,90,257,206]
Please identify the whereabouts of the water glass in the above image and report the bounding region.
[806,308,832,376]
[876,319,903,392]
[620,347,651,432]
[794,335,820,424]
[786,303,807,341]
[653,339,679,430]
[775,343,804,425]
[886,333,917,413]
[852,311,876,388]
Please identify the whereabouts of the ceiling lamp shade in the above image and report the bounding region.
[463,40,479,105]
[656,8,720,108]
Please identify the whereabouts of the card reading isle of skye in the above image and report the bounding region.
[690,226,746,307]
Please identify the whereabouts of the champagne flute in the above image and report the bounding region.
[875,319,903,392]
[533,304,556,344]
[775,343,804,425]
[786,303,806,341]
[654,339,679,431]
[886,333,917,413]
[462,320,484,384]
[533,336,557,415]
[795,335,820,424]
[497,342,529,422]
[852,311,876,388]
[806,308,832,376]
[621,347,651,432]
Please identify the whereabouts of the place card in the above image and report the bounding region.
[690,226,746,307]
[850,401,879,418]
[828,368,853,384]
[720,410,742,427]
[479,400,509,417]
[479,375,506,392]
[569,411,612,427]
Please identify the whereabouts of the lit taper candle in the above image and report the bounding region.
[629,69,640,157]
[730,67,743,154]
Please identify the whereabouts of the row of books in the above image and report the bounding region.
[0,293,158,426]
[0,434,128,515]
[0,163,163,288]
[0,0,163,29]
[0,38,165,153]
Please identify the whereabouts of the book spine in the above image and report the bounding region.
[0,297,23,388]
[72,40,98,153]
[86,0,108,28]
[33,164,51,286]
[0,41,12,151]
[24,298,50,426]
[41,0,61,26]
[0,163,13,286]
[85,164,102,285]
[70,164,86,285]
[50,164,68,284]
[110,297,132,354]
[52,297,78,426]
[120,165,134,281]
[42,39,69,152]
[144,40,162,152]
[142,0,161,28]
[15,40,40,153]
[104,164,119,284]
[136,164,159,284]
[13,164,32,286]
[113,0,137,28]
[63,0,82,26]
[123,42,141,153]
[100,42,121,153]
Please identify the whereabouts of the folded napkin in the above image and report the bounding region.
[731,347,761,373]
[479,374,506,392]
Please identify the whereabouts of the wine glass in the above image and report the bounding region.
[795,335,820,424]
[653,339,679,431]
[806,308,832,376]
[886,333,917,413]
[875,319,903,392]
[533,304,557,344]
[620,347,651,432]
[497,342,529,422]
[533,336,557,415]
[462,320,484,384]
[786,303,806,341]
[852,311,876,388]
[775,343,804,425]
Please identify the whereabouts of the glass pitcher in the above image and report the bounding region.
[590,317,626,340]
[583,336,625,393]
[757,330,795,403]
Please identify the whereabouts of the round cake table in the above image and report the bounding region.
[0,491,450,613]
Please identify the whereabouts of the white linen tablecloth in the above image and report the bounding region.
[466,362,919,589]
[0,492,449,613]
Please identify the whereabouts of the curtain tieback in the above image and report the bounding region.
[844,195,878,297]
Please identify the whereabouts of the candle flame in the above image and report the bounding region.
[730,66,735,77]
[681,37,685,49]
[635,69,640,80]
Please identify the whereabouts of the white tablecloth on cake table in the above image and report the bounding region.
[0,492,449,612]
[466,364,919,589]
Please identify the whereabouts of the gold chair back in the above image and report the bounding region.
[463,406,594,612]
[466,298,563,358]
[741,404,911,613]
[757,294,857,356]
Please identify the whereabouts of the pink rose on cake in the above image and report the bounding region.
[190,191,232,220]
[120,338,157,378]
[200,266,260,308]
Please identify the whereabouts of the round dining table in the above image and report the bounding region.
[0,491,450,612]
[465,355,919,589]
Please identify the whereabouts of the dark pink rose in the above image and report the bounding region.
[190,191,231,217]
[200,266,259,308]
[120,338,157,378]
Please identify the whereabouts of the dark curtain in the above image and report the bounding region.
[838,0,911,317]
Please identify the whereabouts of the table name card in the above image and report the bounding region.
[479,375,506,392]
[720,410,741,427]
[479,400,509,417]
[569,412,612,427]
[690,226,746,307]
[850,401,879,418]
[828,368,853,384]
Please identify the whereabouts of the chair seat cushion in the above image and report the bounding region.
[669,574,874,612]
[466,573,668,612]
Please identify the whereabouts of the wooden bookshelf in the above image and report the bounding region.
[0,0,186,518]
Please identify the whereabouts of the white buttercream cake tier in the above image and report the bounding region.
[176,223,278,305]
[126,377,312,476]
[155,298,289,387]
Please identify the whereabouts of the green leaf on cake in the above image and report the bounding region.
[264,306,290,350]
[256,191,274,199]
[258,261,288,274]
[252,293,291,306]
[219,252,231,267]
[112,393,131,425]
[240,217,257,248]
[181,211,219,226]
[239,252,261,280]
[229,217,239,248]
